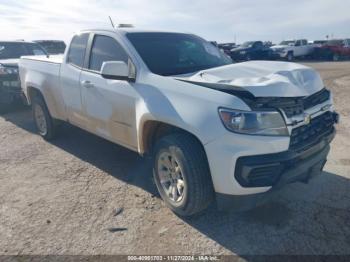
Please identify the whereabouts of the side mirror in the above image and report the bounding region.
[101,60,136,82]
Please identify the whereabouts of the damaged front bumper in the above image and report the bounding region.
[205,110,339,211]
[216,125,336,211]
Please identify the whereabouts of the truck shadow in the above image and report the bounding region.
[1,107,158,195]
[183,171,350,256]
[2,108,350,256]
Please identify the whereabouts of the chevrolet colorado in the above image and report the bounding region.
[19,29,338,216]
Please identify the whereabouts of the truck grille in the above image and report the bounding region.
[303,88,330,111]
[253,88,330,118]
[289,111,335,151]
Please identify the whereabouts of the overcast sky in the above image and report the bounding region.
[1,0,349,44]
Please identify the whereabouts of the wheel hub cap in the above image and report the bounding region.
[157,151,185,203]
[34,105,47,135]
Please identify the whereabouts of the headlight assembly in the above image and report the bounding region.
[218,108,289,136]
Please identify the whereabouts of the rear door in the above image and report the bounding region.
[79,33,139,150]
[60,33,90,128]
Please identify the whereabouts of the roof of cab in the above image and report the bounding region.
[79,28,190,35]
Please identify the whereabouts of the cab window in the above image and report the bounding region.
[253,42,263,48]
[89,35,128,72]
[67,33,89,67]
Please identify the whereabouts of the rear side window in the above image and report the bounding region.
[67,33,89,67]
[89,35,128,72]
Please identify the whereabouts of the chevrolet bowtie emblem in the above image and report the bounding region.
[304,113,311,125]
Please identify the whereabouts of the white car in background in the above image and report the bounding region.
[271,39,314,61]
[19,29,338,216]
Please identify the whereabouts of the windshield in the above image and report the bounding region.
[327,40,343,46]
[0,42,47,59]
[314,40,326,44]
[240,41,254,48]
[280,40,295,45]
[126,32,232,76]
[35,41,66,54]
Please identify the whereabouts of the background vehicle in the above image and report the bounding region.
[19,29,338,216]
[271,39,314,61]
[0,41,47,112]
[229,41,275,61]
[316,39,350,61]
[309,40,328,48]
[218,42,237,55]
[34,40,66,54]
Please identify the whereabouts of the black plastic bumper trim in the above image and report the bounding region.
[234,130,334,188]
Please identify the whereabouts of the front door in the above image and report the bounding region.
[80,34,139,149]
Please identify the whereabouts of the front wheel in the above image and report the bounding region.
[32,96,57,140]
[153,133,214,216]
[286,52,294,61]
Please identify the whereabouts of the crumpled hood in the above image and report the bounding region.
[179,61,323,97]
[0,59,19,67]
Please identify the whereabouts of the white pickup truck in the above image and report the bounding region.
[271,39,314,61]
[19,29,338,216]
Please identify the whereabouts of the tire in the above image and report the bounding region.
[286,51,294,61]
[153,133,214,216]
[32,95,57,140]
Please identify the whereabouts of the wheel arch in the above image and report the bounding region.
[26,85,64,120]
[27,86,44,105]
[140,120,206,156]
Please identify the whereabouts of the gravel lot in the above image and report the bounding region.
[0,62,349,256]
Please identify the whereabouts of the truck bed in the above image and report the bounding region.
[19,54,66,120]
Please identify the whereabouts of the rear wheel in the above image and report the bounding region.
[32,96,57,140]
[153,133,214,216]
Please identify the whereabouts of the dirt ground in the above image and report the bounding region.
[0,62,349,257]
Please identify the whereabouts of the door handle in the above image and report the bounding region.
[81,80,94,88]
